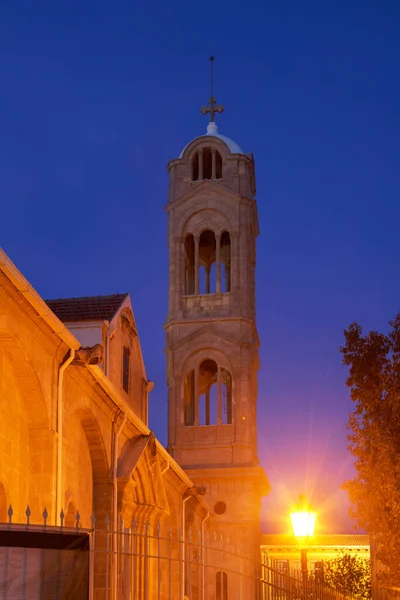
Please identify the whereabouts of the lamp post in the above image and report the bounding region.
[290,497,316,600]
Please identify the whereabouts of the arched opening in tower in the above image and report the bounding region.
[183,361,233,426]
[220,231,231,293]
[184,234,195,295]
[191,148,223,181]
[192,153,199,181]
[198,359,218,426]
[199,230,216,294]
[202,148,212,179]
[184,369,195,426]
[215,151,223,179]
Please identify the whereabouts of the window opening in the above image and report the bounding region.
[184,234,195,295]
[220,231,231,293]
[198,359,217,425]
[192,153,199,181]
[199,230,216,294]
[209,263,216,293]
[184,370,195,426]
[199,265,207,295]
[216,151,222,178]
[203,148,212,179]
[122,346,130,393]
[216,571,228,600]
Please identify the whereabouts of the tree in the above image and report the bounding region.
[341,316,400,586]
[321,552,371,599]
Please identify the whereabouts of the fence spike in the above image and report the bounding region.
[7,504,13,524]
[43,507,48,526]
[25,505,31,525]
[60,508,65,527]
[90,513,96,529]
[75,511,80,529]
[105,513,110,530]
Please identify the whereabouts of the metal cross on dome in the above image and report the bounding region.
[200,56,224,123]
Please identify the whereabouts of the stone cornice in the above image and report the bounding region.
[164,316,260,347]
[165,178,255,213]
[185,464,270,496]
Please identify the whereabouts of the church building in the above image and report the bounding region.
[165,108,269,558]
[0,76,269,598]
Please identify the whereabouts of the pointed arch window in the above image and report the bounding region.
[65,501,77,527]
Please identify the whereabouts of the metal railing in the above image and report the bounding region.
[0,505,356,600]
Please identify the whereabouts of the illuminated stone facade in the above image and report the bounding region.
[0,120,270,598]
[0,250,207,597]
[165,123,269,594]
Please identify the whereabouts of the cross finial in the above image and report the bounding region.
[200,56,224,124]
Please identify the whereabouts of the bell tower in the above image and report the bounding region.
[165,59,269,569]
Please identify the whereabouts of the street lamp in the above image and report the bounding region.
[290,497,316,597]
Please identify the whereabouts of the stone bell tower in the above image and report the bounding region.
[165,62,269,577]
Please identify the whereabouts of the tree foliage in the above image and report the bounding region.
[321,552,371,599]
[341,316,400,585]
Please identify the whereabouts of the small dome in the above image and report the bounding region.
[179,122,243,158]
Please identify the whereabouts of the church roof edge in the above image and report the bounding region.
[45,293,129,323]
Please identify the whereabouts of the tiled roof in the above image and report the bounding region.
[261,534,369,548]
[45,294,128,322]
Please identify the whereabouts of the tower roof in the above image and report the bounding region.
[179,122,244,158]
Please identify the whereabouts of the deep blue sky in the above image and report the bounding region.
[1,1,400,534]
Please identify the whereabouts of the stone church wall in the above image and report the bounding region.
[0,253,206,538]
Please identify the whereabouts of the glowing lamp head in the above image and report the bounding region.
[290,498,316,540]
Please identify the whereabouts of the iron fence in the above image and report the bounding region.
[0,505,356,600]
